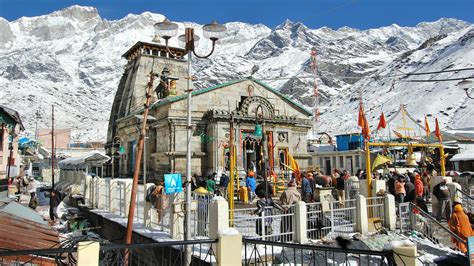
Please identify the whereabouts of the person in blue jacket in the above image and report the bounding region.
[246,171,257,203]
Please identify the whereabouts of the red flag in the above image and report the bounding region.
[435,118,442,142]
[424,116,431,137]
[376,112,387,130]
[358,103,365,128]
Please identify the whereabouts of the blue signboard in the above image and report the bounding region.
[164,173,183,195]
[468,236,474,266]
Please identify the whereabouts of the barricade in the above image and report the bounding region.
[307,199,356,240]
[229,205,295,242]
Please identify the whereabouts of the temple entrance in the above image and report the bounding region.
[243,135,264,178]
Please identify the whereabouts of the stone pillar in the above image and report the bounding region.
[217,229,242,266]
[393,245,418,266]
[171,192,185,240]
[295,201,308,244]
[209,197,229,239]
[356,195,368,234]
[448,182,462,203]
[384,194,396,231]
[77,241,100,266]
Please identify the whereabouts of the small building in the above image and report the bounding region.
[0,106,25,180]
[106,41,313,181]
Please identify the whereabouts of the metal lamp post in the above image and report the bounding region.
[154,18,226,243]
[255,104,268,198]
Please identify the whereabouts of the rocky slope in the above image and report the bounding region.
[0,5,472,141]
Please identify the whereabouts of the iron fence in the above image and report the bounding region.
[191,192,213,238]
[242,238,396,265]
[366,196,384,221]
[457,188,474,214]
[99,239,218,265]
[307,199,356,240]
[409,203,466,249]
[398,202,410,232]
[0,247,77,265]
[230,205,296,242]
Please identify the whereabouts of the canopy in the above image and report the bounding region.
[58,151,110,169]
[450,151,474,162]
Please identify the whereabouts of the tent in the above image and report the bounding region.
[58,151,110,169]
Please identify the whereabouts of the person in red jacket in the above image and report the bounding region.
[414,174,424,199]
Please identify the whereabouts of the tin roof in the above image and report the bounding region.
[0,211,59,251]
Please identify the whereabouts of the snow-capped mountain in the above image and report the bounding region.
[0,5,472,141]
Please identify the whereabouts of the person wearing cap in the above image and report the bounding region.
[449,202,472,253]
[433,178,452,221]
[246,171,257,203]
[280,180,301,241]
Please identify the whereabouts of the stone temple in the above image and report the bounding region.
[106,41,313,182]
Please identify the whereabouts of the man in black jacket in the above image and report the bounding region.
[49,190,62,222]
[433,179,451,221]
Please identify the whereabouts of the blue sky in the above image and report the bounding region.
[0,0,473,29]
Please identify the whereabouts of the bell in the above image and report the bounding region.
[254,124,262,137]
[406,153,417,166]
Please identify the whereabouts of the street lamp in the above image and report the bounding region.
[154,18,226,242]
[458,79,473,99]
[254,104,269,198]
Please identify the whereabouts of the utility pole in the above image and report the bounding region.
[51,105,55,189]
[49,105,55,225]
[229,115,235,224]
[124,70,156,263]
[34,110,40,153]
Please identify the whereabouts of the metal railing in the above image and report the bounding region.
[0,247,77,265]
[242,238,396,265]
[307,199,356,240]
[399,202,467,249]
[100,239,218,265]
[457,188,474,213]
[191,192,213,238]
[230,205,296,241]
[367,196,384,221]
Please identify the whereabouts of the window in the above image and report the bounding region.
[355,155,360,168]
[149,128,157,153]
[0,129,3,152]
[339,156,344,169]
[332,157,336,170]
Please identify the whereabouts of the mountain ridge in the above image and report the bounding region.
[0,5,472,141]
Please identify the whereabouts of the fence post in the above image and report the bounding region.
[124,181,132,217]
[170,192,185,240]
[109,179,117,212]
[384,194,396,231]
[77,241,100,266]
[209,197,229,239]
[392,244,418,266]
[295,201,308,244]
[217,229,242,266]
[356,195,368,234]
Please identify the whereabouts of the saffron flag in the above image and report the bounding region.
[424,116,431,137]
[358,103,365,128]
[376,112,387,130]
[435,118,442,142]
[362,117,370,140]
[287,153,300,182]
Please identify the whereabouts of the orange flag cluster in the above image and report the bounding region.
[424,116,442,142]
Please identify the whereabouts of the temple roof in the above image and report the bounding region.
[150,78,312,116]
